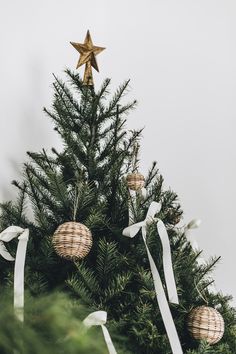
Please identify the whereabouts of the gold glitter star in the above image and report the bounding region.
[70,30,105,86]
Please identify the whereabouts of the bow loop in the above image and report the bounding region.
[83,311,107,327]
[0,226,29,322]
[0,226,25,261]
[123,201,162,238]
[0,226,24,242]
[83,311,117,354]
[123,221,144,238]
[145,201,162,221]
[186,219,202,230]
[185,219,202,251]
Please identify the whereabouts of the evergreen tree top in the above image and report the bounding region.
[0,52,235,353]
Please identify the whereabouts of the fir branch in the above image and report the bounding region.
[53,72,86,120]
[95,78,111,101]
[195,256,221,284]
[96,239,120,285]
[104,80,131,114]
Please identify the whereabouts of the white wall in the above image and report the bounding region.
[0,0,236,302]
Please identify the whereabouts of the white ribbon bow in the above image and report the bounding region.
[83,311,117,354]
[124,201,178,304]
[0,226,29,322]
[185,219,202,252]
[185,219,217,294]
[123,202,183,354]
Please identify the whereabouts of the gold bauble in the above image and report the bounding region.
[187,306,224,345]
[126,173,145,191]
[52,221,92,261]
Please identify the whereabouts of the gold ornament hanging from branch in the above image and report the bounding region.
[126,142,145,191]
[70,30,105,86]
[126,173,145,191]
[52,221,93,261]
[187,306,225,344]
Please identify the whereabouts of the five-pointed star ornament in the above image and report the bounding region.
[70,30,105,86]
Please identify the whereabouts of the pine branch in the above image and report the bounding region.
[103,273,132,302]
[96,239,120,284]
[95,78,111,101]
[53,72,86,120]
[106,80,131,112]
[195,256,221,284]
[186,341,212,354]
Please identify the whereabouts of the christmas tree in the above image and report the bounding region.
[0,30,236,354]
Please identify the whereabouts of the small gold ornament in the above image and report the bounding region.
[126,173,145,191]
[70,30,105,86]
[52,221,92,261]
[187,306,225,344]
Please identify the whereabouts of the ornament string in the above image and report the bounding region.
[83,311,117,354]
[132,143,140,173]
[128,142,147,225]
[73,183,80,221]
[123,201,182,354]
[194,278,209,306]
[0,226,29,322]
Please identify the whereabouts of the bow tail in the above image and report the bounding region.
[142,226,183,354]
[157,220,179,304]
[101,325,117,354]
[14,229,29,322]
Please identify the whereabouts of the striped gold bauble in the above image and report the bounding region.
[187,306,225,344]
[52,221,92,261]
[126,173,145,191]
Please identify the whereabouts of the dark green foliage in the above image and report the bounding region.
[0,70,236,353]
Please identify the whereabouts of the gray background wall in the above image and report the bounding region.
[0,0,235,302]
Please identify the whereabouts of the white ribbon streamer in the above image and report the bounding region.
[0,226,29,322]
[123,202,182,354]
[83,311,117,354]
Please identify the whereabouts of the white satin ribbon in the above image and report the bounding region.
[123,202,182,354]
[0,226,29,322]
[83,311,117,354]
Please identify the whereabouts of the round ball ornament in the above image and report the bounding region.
[187,306,224,345]
[52,221,92,261]
[126,173,145,191]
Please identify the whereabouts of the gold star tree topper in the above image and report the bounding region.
[70,30,105,86]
